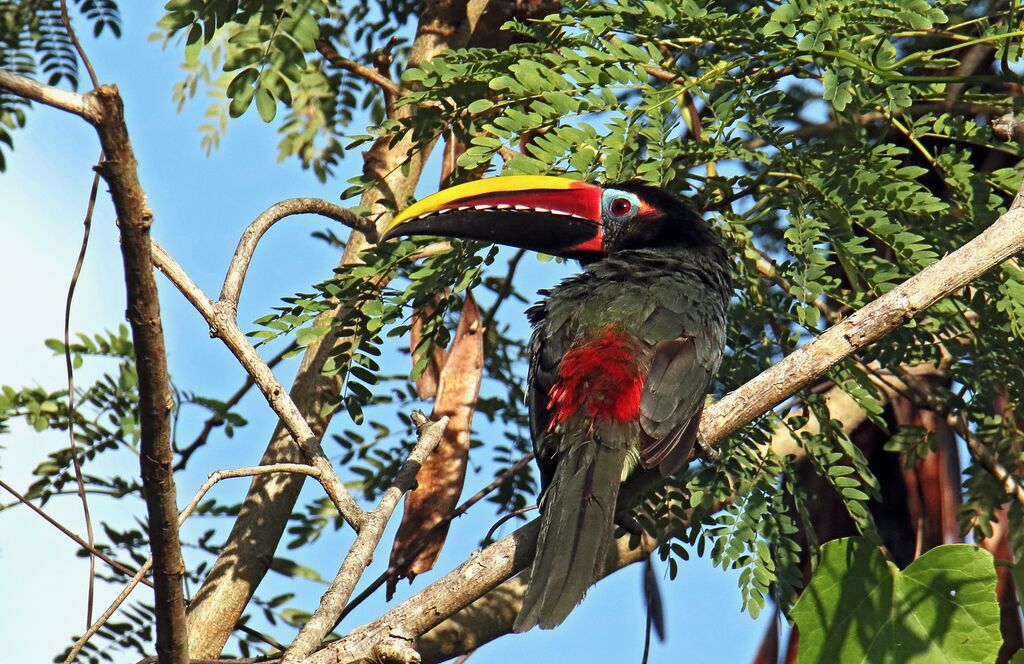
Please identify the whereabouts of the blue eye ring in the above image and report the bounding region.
[602,190,640,221]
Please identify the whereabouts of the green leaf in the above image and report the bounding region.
[466,99,494,114]
[255,86,277,123]
[270,557,324,582]
[791,538,1000,664]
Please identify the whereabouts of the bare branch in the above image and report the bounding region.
[0,68,102,122]
[63,161,101,628]
[183,0,491,651]
[333,452,535,628]
[316,39,402,98]
[220,198,378,307]
[64,463,321,664]
[283,413,448,662]
[80,85,189,663]
[312,520,540,663]
[416,533,656,663]
[0,478,147,585]
[55,1,103,624]
[58,0,99,89]
[700,202,1024,449]
[174,341,297,471]
[150,240,365,530]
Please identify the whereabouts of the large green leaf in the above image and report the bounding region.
[791,538,1000,664]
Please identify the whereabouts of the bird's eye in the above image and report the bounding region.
[609,197,632,217]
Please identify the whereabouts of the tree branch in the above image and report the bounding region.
[173,341,297,471]
[83,85,189,664]
[416,533,655,663]
[315,39,401,98]
[150,240,365,530]
[334,452,536,627]
[283,413,448,661]
[699,202,1024,449]
[219,198,377,307]
[64,463,321,664]
[0,67,102,122]
[305,180,1024,663]
[0,477,147,585]
[56,1,102,626]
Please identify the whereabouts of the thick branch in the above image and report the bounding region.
[308,183,1024,663]
[283,414,448,662]
[416,533,655,663]
[0,67,102,122]
[700,205,1024,448]
[311,521,540,664]
[219,198,377,306]
[88,85,188,664]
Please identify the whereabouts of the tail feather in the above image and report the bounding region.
[514,439,627,631]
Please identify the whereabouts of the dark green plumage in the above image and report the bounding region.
[380,176,730,632]
[513,184,730,632]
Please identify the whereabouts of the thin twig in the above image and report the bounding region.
[963,425,1024,507]
[0,478,150,586]
[335,452,535,627]
[751,247,838,324]
[220,198,377,307]
[174,341,298,470]
[58,0,100,89]
[150,240,365,530]
[282,413,448,663]
[64,463,321,663]
[483,505,537,543]
[315,39,401,98]
[481,249,527,332]
[63,162,101,628]
[58,4,104,623]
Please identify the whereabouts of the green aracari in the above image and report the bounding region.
[384,175,730,631]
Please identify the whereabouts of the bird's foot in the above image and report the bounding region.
[696,433,721,464]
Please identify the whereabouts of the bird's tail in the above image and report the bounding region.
[513,438,627,631]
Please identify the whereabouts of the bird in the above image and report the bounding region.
[383,174,730,631]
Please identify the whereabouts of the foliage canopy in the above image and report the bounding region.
[1,0,1022,661]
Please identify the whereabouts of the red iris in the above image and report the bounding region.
[610,197,632,217]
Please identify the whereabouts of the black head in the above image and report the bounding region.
[597,181,721,254]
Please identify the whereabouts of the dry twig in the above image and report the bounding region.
[282,414,448,662]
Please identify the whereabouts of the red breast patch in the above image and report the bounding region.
[547,327,643,430]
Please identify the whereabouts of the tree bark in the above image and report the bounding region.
[91,86,189,663]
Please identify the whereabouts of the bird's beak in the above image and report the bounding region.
[381,175,605,256]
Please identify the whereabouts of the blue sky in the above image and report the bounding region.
[0,3,770,662]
